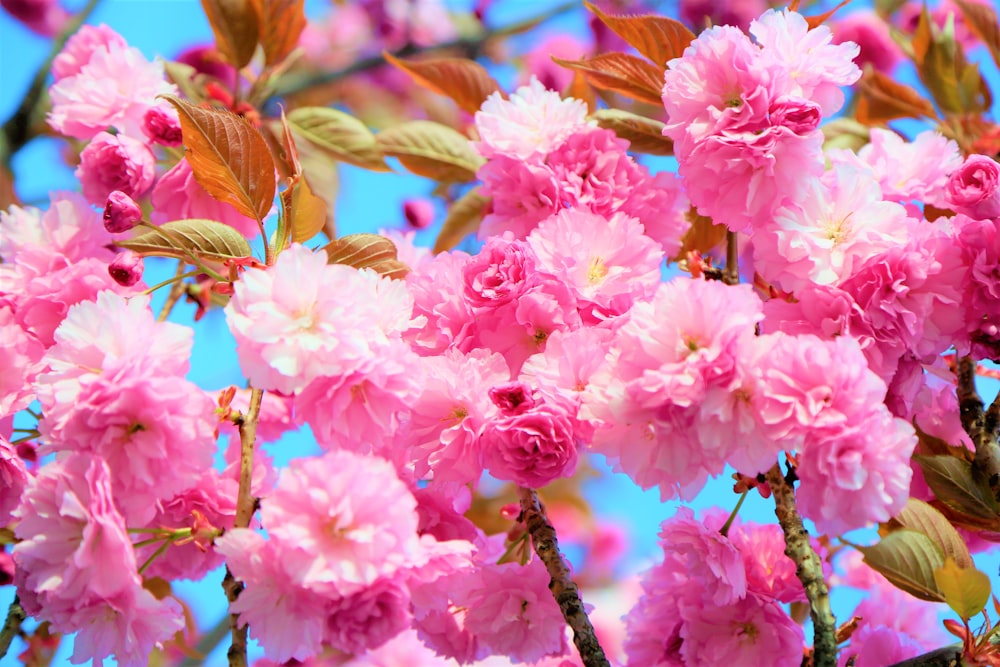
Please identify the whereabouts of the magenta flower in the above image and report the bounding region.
[947,154,1000,220]
[481,400,579,488]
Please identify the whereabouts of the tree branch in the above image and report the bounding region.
[886,644,963,667]
[0,595,26,659]
[956,356,1000,500]
[765,464,837,667]
[270,1,578,100]
[0,0,102,168]
[517,487,610,667]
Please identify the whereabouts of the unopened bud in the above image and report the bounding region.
[143,106,183,146]
[103,190,143,233]
[108,250,144,287]
[403,198,435,229]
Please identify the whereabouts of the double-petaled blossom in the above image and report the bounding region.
[947,154,1000,220]
[75,131,156,206]
[953,214,1000,360]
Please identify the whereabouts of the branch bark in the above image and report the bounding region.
[517,487,610,667]
[956,356,1000,500]
[765,464,838,667]
[0,595,26,659]
[886,644,963,667]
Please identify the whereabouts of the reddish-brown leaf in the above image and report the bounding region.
[672,208,726,262]
[590,108,673,155]
[165,96,277,223]
[855,67,938,124]
[583,1,693,69]
[805,0,851,29]
[200,0,260,69]
[0,163,18,210]
[563,70,596,114]
[288,175,327,243]
[954,0,1000,69]
[323,233,409,279]
[434,187,489,253]
[552,53,664,106]
[383,53,502,114]
[252,0,306,66]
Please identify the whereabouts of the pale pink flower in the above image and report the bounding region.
[838,624,924,667]
[39,360,217,525]
[51,24,127,80]
[750,9,861,115]
[337,629,458,667]
[796,412,916,535]
[151,158,261,239]
[910,378,973,451]
[833,11,902,73]
[679,594,803,667]
[947,154,1000,220]
[481,400,579,488]
[403,348,509,485]
[0,436,29,525]
[299,4,372,70]
[226,244,410,394]
[728,521,804,603]
[478,156,562,239]
[404,249,477,355]
[76,131,156,205]
[474,77,592,161]
[752,164,910,292]
[0,304,44,416]
[528,209,663,323]
[323,578,412,654]
[659,507,747,606]
[954,215,1000,360]
[48,35,177,141]
[854,129,962,208]
[455,558,569,663]
[762,283,856,340]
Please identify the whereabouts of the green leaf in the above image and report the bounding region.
[916,455,1000,521]
[857,530,946,602]
[376,121,483,183]
[287,107,389,172]
[164,95,276,223]
[589,109,673,155]
[117,219,253,266]
[934,557,992,621]
[822,118,871,152]
[890,498,974,569]
[433,187,489,253]
[323,233,409,279]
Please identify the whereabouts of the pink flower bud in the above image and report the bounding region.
[946,154,1000,220]
[103,190,143,233]
[489,381,536,415]
[403,198,434,229]
[143,106,183,146]
[76,131,156,206]
[108,251,144,287]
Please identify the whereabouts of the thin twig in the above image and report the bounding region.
[270,1,578,100]
[156,262,189,322]
[957,356,1000,499]
[724,230,739,286]
[765,464,838,667]
[0,0,102,167]
[517,487,610,667]
[0,596,26,659]
[221,567,247,667]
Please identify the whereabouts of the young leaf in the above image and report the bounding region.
[855,67,938,124]
[933,557,992,621]
[117,219,253,264]
[252,0,306,67]
[200,0,260,69]
[805,0,851,30]
[954,0,1000,69]
[916,455,1000,521]
[286,107,389,172]
[552,53,665,106]
[822,117,871,152]
[165,96,277,223]
[857,530,947,602]
[434,187,489,253]
[376,121,484,183]
[583,1,694,68]
[563,70,596,114]
[589,109,673,155]
[672,208,726,262]
[323,233,409,279]
[288,176,327,243]
[889,498,975,569]
[383,53,503,114]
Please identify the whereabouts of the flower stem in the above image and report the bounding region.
[517,487,610,667]
[0,596,26,659]
[719,490,748,537]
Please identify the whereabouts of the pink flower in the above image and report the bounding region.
[728,521,804,603]
[48,33,177,141]
[226,244,411,394]
[796,412,916,535]
[0,304,44,416]
[108,250,144,287]
[947,154,1000,220]
[455,558,569,663]
[521,35,586,92]
[463,234,541,308]
[527,209,663,323]
[838,624,924,667]
[474,77,591,161]
[853,129,962,208]
[679,594,803,667]
[0,436,29,525]
[103,190,143,233]
[679,0,766,32]
[151,158,261,238]
[323,578,412,654]
[403,197,435,229]
[142,105,182,146]
[51,24,128,80]
[39,360,217,525]
[954,215,1000,360]
[1,0,68,36]
[481,400,579,488]
[833,11,903,74]
[659,508,747,606]
[404,249,476,356]
[76,132,156,205]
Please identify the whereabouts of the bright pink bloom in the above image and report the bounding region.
[404,249,476,355]
[521,34,586,92]
[474,77,591,161]
[226,244,413,394]
[323,578,412,654]
[481,399,579,488]
[336,629,458,667]
[853,129,962,208]
[151,158,260,238]
[1,0,68,36]
[463,234,541,308]
[947,154,1000,220]
[659,507,747,606]
[142,105,182,146]
[833,11,902,73]
[51,24,128,80]
[838,623,924,667]
[750,9,861,115]
[679,0,766,31]
[403,197,435,229]
[455,558,569,663]
[76,131,156,205]
[103,190,143,233]
[528,209,663,323]
[0,436,29,525]
[0,304,44,416]
[954,215,1000,360]
[108,250,145,287]
[728,521,804,603]
[796,412,916,535]
[48,32,177,140]
[679,594,803,667]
